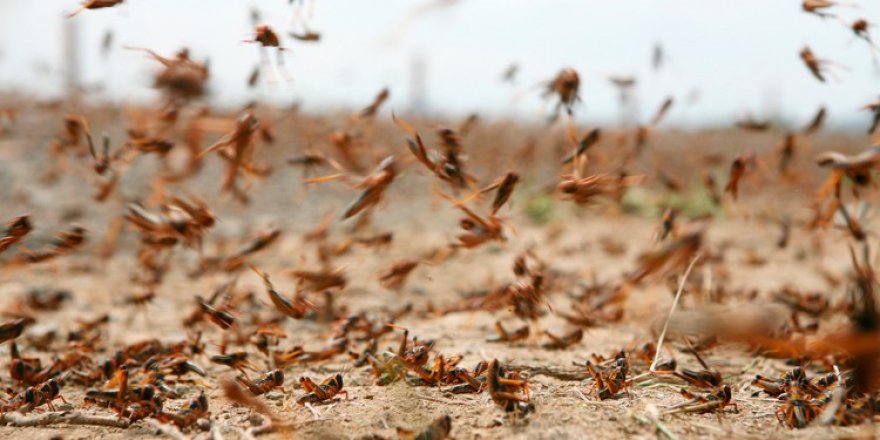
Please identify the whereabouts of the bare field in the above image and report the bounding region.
[0,100,877,440]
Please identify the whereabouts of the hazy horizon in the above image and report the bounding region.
[0,0,878,130]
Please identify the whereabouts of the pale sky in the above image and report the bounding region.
[0,0,878,129]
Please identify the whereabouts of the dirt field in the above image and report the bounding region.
[0,99,877,440]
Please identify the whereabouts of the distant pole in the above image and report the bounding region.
[617,87,637,128]
[409,53,427,116]
[762,86,782,124]
[631,89,643,130]
[63,17,81,100]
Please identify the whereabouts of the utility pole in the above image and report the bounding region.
[408,53,427,116]
[62,16,81,101]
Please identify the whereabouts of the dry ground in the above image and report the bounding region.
[0,101,875,439]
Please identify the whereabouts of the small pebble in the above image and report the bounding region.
[196,418,212,431]
[174,385,192,396]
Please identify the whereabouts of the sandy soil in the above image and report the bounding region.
[0,101,875,439]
